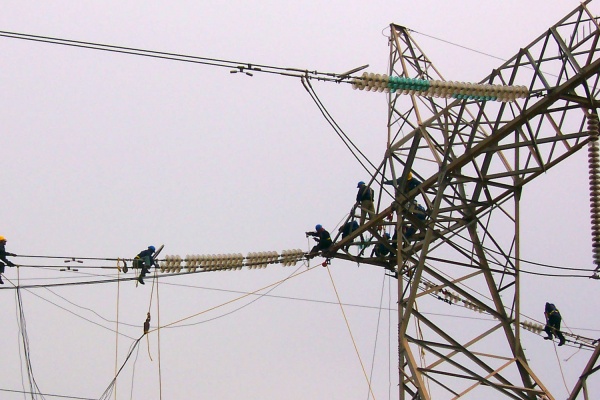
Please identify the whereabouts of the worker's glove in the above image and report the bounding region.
[8,252,16,257]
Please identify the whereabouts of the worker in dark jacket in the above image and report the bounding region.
[374,232,392,257]
[544,302,566,346]
[339,220,359,240]
[306,225,332,257]
[0,235,16,285]
[383,171,422,192]
[338,220,360,250]
[134,245,156,285]
[356,181,375,225]
[406,172,421,191]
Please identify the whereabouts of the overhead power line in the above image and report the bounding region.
[0,388,96,400]
[0,30,364,84]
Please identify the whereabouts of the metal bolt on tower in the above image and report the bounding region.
[327,1,600,398]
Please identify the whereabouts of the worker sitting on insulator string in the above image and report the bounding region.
[0,235,17,285]
[133,245,156,285]
[356,181,375,225]
[306,224,332,257]
[544,302,566,346]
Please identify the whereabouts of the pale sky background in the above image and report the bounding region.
[1,1,599,399]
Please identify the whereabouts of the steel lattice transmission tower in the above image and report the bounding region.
[326,2,600,399]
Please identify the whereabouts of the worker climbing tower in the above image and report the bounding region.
[327,2,600,399]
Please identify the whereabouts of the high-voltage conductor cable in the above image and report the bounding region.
[301,77,379,176]
[301,77,397,205]
[0,30,356,83]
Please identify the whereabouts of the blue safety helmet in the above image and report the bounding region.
[357,181,365,188]
[315,224,323,231]
[148,245,156,252]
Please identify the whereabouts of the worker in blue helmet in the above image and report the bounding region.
[133,245,156,285]
[305,224,332,257]
[356,181,375,225]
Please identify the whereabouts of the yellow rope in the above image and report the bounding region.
[146,333,153,361]
[326,265,376,400]
[148,270,156,313]
[553,341,570,395]
[148,265,317,333]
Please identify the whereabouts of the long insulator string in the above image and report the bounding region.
[587,112,600,274]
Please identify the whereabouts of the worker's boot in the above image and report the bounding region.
[0,276,4,285]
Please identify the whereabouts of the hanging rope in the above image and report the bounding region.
[148,266,318,332]
[99,337,144,400]
[9,271,46,400]
[144,267,158,361]
[326,265,376,400]
[306,236,312,268]
[366,271,387,400]
[114,259,122,400]
[129,340,142,400]
[14,264,28,397]
[553,342,570,396]
[156,270,164,400]
[144,312,153,361]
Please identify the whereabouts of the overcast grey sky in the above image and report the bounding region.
[1,1,598,399]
